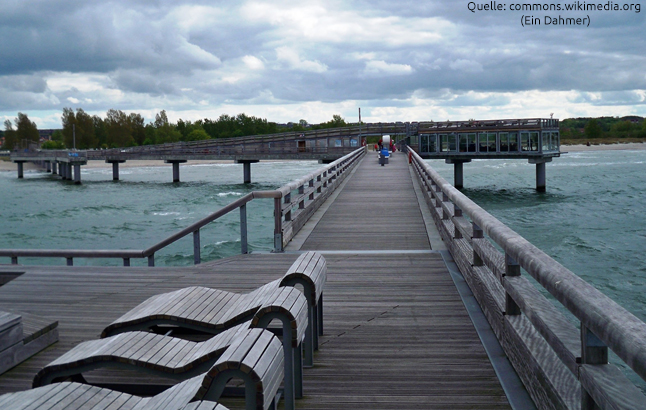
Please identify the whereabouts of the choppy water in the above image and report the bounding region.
[0,161,322,266]
[428,149,646,322]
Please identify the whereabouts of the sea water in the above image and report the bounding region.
[0,160,322,266]
[428,149,646,322]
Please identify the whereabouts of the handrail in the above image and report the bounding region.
[407,145,646,409]
[1,147,365,267]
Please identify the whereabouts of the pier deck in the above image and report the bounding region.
[0,152,512,409]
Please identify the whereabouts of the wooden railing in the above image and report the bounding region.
[407,146,646,410]
[1,147,365,266]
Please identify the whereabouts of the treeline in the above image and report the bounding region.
[560,116,646,140]
[1,109,349,150]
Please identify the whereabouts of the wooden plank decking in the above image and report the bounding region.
[0,151,512,409]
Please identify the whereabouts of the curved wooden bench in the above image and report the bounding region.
[34,287,307,410]
[279,251,326,366]
[101,251,326,369]
[2,328,283,410]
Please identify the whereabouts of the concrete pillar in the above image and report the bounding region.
[73,164,81,185]
[243,162,251,184]
[52,162,58,175]
[107,160,126,181]
[235,160,259,184]
[172,162,180,182]
[536,162,546,192]
[16,162,24,179]
[445,159,471,189]
[46,162,51,172]
[529,157,552,192]
[454,161,464,189]
[164,160,187,182]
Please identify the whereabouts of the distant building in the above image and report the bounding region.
[39,129,56,141]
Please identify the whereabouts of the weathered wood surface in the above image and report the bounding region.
[0,256,510,408]
[300,152,431,251]
[0,152,510,409]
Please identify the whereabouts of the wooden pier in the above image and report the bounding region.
[0,153,515,409]
[2,147,646,409]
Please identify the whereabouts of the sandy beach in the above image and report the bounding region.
[1,142,644,172]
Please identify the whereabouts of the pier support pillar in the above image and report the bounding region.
[235,160,259,184]
[61,163,69,180]
[15,161,26,179]
[445,159,471,189]
[529,158,552,192]
[107,160,126,181]
[45,162,51,173]
[73,164,82,185]
[165,160,187,182]
[52,162,58,175]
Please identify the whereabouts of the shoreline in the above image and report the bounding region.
[1,142,644,172]
[562,142,646,152]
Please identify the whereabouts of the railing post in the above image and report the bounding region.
[284,193,292,222]
[504,253,521,315]
[298,185,305,209]
[472,222,484,266]
[66,257,73,266]
[309,179,315,201]
[193,229,201,264]
[123,258,130,267]
[148,254,155,267]
[274,197,283,252]
[580,325,608,410]
[453,205,463,239]
[240,204,248,254]
[317,175,322,193]
[442,193,450,220]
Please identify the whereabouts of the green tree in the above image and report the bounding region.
[93,116,107,148]
[61,108,77,148]
[105,109,135,147]
[143,124,156,145]
[61,108,97,149]
[584,119,602,140]
[154,110,181,143]
[3,120,18,150]
[609,120,639,139]
[129,113,146,145]
[15,112,40,146]
[41,140,66,149]
[186,128,210,141]
[51,130,64,143]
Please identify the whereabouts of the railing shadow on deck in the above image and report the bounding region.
[1,148,366,267]
[406,145,646,410]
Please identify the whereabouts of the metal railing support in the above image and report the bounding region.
[240,205,248,254]
[274,197,283,252]
[193,229,201,265]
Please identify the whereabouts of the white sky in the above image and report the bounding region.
[1,0,645,128]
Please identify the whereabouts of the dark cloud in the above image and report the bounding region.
[0,0,644,127]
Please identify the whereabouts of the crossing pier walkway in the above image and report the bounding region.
[0,152,519,409]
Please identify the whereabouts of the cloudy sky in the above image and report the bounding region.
[1,0,644,129]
